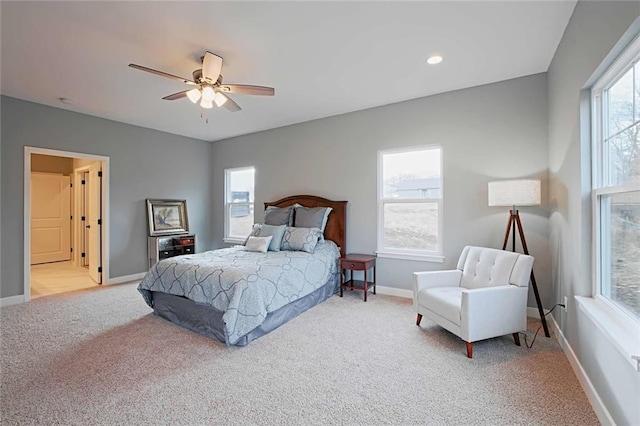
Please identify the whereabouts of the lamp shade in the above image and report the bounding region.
[488,179,541,207]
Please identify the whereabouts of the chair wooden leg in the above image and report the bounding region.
[416,313,422,326]
[513,333,521,346]
[466,342,473,358]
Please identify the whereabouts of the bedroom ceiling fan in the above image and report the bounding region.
[129,51,275,113]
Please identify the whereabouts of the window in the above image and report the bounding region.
[224,167,255,243]
[592,35,640,320]
[377,146,443,262]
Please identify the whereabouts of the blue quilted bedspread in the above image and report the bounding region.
[138,240,340,344]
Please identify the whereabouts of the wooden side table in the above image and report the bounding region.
[339,253,376,302]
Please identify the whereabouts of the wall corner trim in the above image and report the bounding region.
[0,294,26,307]
[549,315,615,426]
[106,272,146,285]
[375,286,412,299]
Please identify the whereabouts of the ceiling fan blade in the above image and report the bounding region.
[220,93,241,112]
[129,64,196,85]
[202,51,223,83]
[219,84,275,96]
[162,90,190,101]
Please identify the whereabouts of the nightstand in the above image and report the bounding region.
[148,234,196,268]
[339,253,376,302]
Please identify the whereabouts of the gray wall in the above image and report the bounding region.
[547,2,640,424]
[212,73,551,308]
[1,96,213,298]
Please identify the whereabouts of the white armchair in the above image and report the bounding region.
[414,246,534,358]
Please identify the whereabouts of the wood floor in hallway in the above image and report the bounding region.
[31,261,100,298]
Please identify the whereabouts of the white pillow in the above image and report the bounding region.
[244,236,273,253]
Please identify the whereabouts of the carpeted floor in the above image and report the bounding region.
[1,283,598,425]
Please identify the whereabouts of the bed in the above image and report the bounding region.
[138,195,347,346]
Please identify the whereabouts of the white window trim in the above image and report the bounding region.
[376,145,444,262]
[224,166,255,244]
[589,33,640,367]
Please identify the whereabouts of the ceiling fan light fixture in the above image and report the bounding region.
[213,91,228,107]
[186,88,202,103]
[200,98,213,109]
[201,86,215,102]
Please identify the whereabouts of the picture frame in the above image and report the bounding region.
[146,199,189,236]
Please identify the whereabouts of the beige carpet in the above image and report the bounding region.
[1,283,598,425]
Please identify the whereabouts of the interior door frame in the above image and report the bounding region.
[73,166,91,267]
[24,147,110,302]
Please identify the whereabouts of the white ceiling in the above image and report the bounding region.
[1,1,576,142]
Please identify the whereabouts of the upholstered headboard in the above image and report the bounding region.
[264,195,347,258]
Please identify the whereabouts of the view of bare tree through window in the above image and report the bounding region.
[599,59,640,317]
[607,192,640,316]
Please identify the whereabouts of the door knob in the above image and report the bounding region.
[86,225,91,229]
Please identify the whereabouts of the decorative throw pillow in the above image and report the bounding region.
[244,236,273,253]
[294,206,332,232]
[280,227,322,253]
[257,224,286,252]
[264,205,294,226]
[243,223,263,245]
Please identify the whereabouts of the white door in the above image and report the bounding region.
[31,172,71,265]
[88,163,102,283]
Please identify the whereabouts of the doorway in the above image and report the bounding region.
[24,147,109,300]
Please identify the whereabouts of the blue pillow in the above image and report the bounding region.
[257,224,286,252]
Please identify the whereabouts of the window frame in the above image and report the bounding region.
[590,34,640,322]
[223,166,255,244]
[376,145,444,263]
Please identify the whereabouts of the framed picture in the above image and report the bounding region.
[146,199,189,236]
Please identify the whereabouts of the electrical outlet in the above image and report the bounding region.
[563,296,568,313]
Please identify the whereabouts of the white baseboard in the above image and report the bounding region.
[549,315,615,426]
[106,272,146,285]
[375,285,412,299]
[0,294,25,307]
[526,306,551,319]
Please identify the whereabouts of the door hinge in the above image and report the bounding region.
[70,183,73,188]
[70,247,73,253]
[81,252,86,258]
[81,180,86,185]
[81,216,85,221]
[70,215,73,220]
[98,219,102,225]
[98,266,102,273]
[98,171,102,178]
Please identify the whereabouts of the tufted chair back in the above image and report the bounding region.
[456,246,531,289]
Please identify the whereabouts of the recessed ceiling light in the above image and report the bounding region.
[59,97,74,105]
[427,55,443,65]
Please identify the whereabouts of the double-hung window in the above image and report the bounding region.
[377,146,443,262]
[592,35,640,320]
[224,166,255,243]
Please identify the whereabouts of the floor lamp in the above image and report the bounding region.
[488,179,550,338]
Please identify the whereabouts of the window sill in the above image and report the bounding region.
[376,251,444,263]
[223,237,245,245]
[575,296,640,371]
